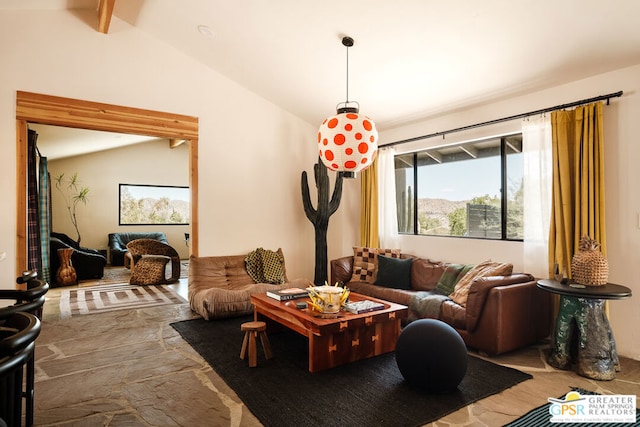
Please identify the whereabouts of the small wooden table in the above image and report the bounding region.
[537,279,632,380]
[250,292,408,373]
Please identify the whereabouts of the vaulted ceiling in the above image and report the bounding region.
[6,0,640,132]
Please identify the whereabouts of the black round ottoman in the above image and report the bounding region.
[395,319,468,392]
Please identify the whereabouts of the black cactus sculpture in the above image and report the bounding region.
[301,159,343,285]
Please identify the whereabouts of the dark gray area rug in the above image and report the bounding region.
[171,316,532,427]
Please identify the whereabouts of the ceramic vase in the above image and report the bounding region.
[56,247,77,286]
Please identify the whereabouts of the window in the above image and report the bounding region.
[394,134,523,240]
[119,184,190,225]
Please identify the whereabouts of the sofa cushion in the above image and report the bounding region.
[410,258,447,292]
[408,291,450,318]
[433,264,466,295]
[440,300,467,330]
[374,255,413,290]
[449,261,513,307]
[188,251,299,319]
[347,281,415,307]
[350,247,401,284]
[189,277,309,320]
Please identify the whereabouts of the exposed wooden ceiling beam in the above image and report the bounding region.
[170,139,188,149]
[98,0,116,34]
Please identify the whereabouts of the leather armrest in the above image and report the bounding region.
[330,256,354,285]
[465,273,535,332]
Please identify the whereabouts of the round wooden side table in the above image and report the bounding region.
[537,279,632,380]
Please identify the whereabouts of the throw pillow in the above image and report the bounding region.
[449,261,513,307]
[260,248,285,284]
[350,246,401,284]
[245,249,264,283]
[432,263,466,296]
[410,258,447,291]
[374,255,413,290]
[454,264,475,285]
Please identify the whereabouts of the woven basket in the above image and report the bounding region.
[571,235,608,286]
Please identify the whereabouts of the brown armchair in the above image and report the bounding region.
[125,239,181,285]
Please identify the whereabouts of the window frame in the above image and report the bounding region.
[396,133,523,241]
[118,183,190,226]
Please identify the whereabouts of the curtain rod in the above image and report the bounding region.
[382,90,623,148]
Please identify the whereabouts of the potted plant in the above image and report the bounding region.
[53,172,90,246]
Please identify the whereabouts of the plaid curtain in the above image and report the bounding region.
[27,129,42,274]
[39,156,51,284]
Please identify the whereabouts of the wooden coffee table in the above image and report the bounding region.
[250,292,407,372]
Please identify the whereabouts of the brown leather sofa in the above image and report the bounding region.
[188,249,309,320]
[331,254,551,355]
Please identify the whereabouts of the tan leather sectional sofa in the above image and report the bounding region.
[331,253,551,355]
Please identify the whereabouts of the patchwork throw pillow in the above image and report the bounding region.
[449,261,513,307]
[350,246,401,284]
[374,255,413,290]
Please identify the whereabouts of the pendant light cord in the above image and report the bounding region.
[345,43,350,104]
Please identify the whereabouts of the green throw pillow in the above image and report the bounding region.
[454,264,475,285]
[374,255,413,290]
[433,263,466,295]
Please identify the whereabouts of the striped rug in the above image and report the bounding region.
[60,283,187,319]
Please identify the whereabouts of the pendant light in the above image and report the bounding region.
[318,36,378,178]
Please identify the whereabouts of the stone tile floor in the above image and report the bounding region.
[31,279,640,426]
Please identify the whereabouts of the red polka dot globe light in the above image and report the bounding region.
[318,108,378,173]
[317,36,378,174]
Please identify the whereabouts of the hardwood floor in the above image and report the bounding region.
[31,278,640,426]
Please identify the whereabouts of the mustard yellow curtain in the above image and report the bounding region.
[360,158,379,248]
[549,102,606,279]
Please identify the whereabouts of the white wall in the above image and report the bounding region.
[0,9,360,286]
[380,64,640,360]
[48,140,191,260]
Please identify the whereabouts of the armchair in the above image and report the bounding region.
[108,232,168,266]
[126,239,180,285]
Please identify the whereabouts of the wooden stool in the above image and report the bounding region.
[240,321,272,367]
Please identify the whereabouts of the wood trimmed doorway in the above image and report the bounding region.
[15,91,199,280]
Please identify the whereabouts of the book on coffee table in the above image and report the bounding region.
[344,300,386,314]
[266,287,309,301]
